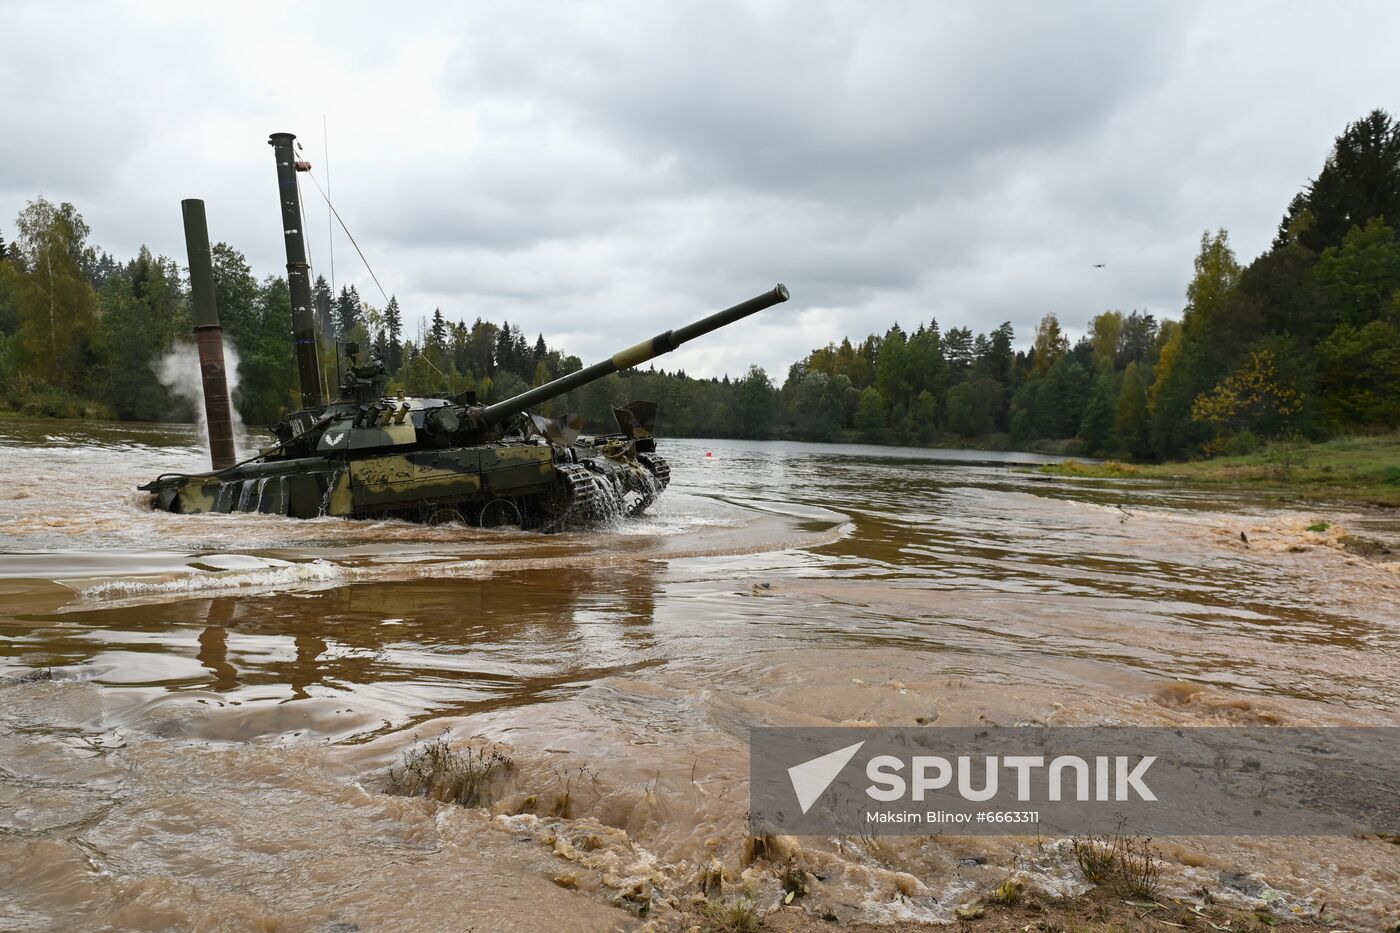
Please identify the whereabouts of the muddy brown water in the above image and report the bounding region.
[1,417,1397,931]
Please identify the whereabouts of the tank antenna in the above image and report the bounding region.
[324,114,335,300]
[300,167,391,307]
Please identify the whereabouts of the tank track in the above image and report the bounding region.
[548,461,601,529]
[624,453,671,517]
[548,455,670,528]
[637,453,670,490]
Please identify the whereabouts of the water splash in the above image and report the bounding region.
[319,464,348,516]
[635,465,662,502]
[213,481,235,513]
[155,340,245,459]
[584,471,625,524]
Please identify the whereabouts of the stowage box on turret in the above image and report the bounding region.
[139,132,789,530]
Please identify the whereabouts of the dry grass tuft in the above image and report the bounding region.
[385,737,514,807]
[1070,833,1162,901]
[698,897,761,933]
[1114,834,1161,900]
[1071,834,1118,883]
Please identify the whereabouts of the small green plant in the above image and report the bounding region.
[1222,430,1261,456]
[776,858,810,903]
[988,875,1025,905]
[385,736,514,807]
[698,898,761,933]
[1305,521,1331,532]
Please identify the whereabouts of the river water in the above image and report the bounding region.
[1,417,1397,931]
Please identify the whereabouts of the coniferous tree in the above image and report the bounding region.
[979,322,1015,385]
[1078,364,1119,456]
[495,321,517,377]
[313,275,335,340]
[1276,109,1400,253]
[0,243,19,338]
[1114,361,1153,459]
[84,250,119,290]
[732,365,778,438]
[383,295,403,371]
[1117,311,1158,367]
[335,285,361,338]
[429,307,447,350]
[101,248,183,420]
[943,326,974,383]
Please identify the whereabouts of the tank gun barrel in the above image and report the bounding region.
[477,284,788,426]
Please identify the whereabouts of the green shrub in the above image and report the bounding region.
[1221,430,1261,456]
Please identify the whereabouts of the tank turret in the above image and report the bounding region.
[266,284,788,454]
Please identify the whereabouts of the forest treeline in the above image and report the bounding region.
[1,110,1397,460]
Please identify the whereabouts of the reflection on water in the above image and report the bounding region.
[1,417,1398,930]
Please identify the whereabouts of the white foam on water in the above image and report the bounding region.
[69,555,498,609]
[80,557,346,599]
[613,513,743,536]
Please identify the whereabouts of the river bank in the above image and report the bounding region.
[1038,434,1400,508]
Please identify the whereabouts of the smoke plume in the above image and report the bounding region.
[156,340,245,459]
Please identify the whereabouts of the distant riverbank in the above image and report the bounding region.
[0,408,1078,456]
[14,408,1396,510]
[1038,434,1400,508]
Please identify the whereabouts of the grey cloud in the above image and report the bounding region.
[2,1,1398,379]
[448,3,1188,197]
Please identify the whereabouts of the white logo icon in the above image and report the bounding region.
[788,741,864,814]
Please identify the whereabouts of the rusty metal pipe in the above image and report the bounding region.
[181,198,237,471]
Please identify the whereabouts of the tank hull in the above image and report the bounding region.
[142,436,669,530]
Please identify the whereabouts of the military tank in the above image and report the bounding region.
[139,132,789,530]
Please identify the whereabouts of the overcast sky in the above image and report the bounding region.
[2,1,1396,378]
